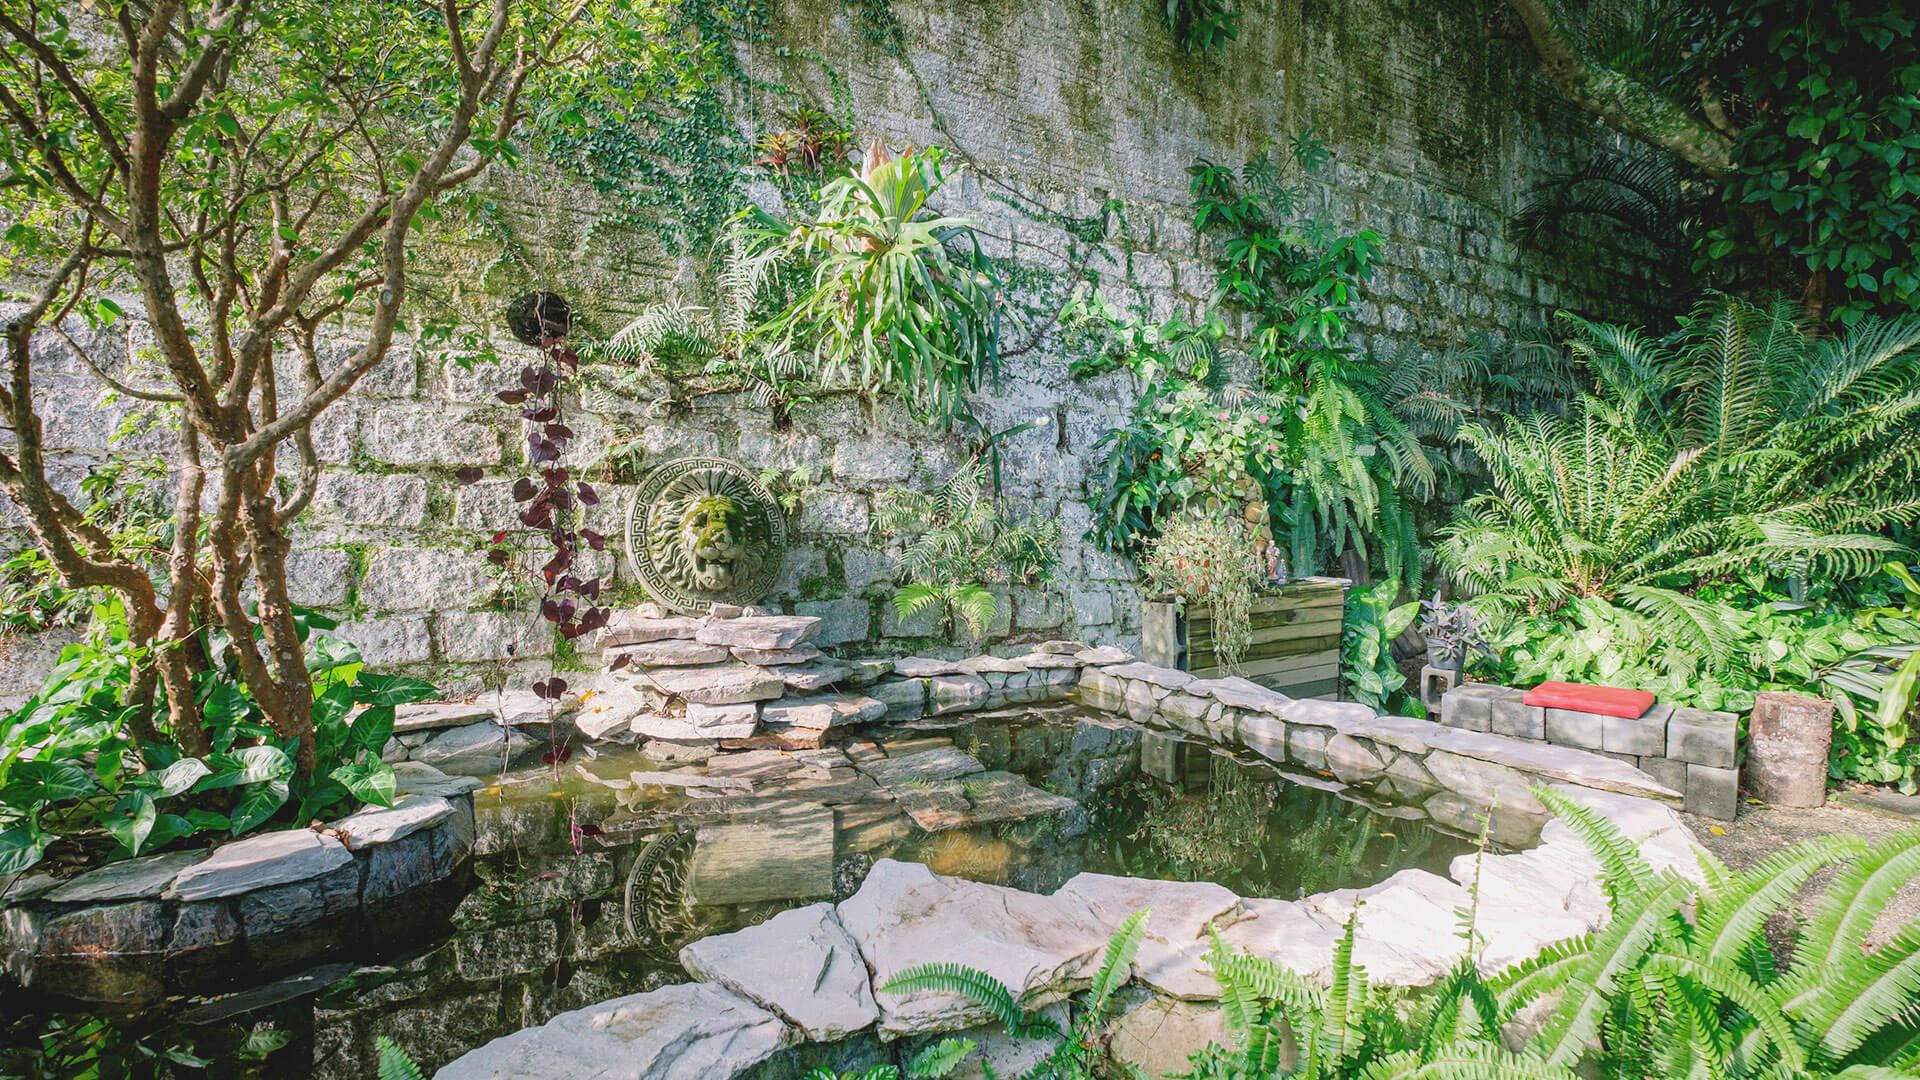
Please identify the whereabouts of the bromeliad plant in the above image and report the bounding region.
[744,142,1002,425]
[874,461,1058,641]
[0,605,435,877]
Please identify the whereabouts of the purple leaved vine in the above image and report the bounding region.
[461,326,627,769]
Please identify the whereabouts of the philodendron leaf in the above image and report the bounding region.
[330,758,398,809]
[136,757,212,798]
[104,791,157,855]
[0,825,48,875]
[229,780,290,835]
[352,674,439,707]
[196,745,296,792]
[1,760,94,808]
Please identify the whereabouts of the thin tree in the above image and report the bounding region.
[0,0,618,772]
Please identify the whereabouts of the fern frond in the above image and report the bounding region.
[907,1037,977,1078]
[376,1037,426,1080]
[1087,909,1149,1019]
[880,963,1048,1037]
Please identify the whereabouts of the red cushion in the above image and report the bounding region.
[1522,681,1657,719]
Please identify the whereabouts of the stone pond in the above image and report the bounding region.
[0,606,1707,1076]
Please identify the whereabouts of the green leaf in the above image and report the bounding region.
[330,758,398,809]
[1,760,94,807]
[351,674,440,706]
[135,757,212,798]
[229,780,290,835]
[213,111,241,137]
[104,791,157,855]
[349,705,396,758]
[0,825,48,875]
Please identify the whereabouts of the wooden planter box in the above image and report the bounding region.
[1141,577,1351,700]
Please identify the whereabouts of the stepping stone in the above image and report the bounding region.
[618,640,731,667]
[838,859,1109,1037]
[603,615,703,646]
[695,615,822,651]
[44,851,202,904]
[690,805,837,905]
[329,795,457,850]
[435,982,788,1080]
[166,830,353,901]
[642,664,784,706]
[731,644,824,666]
[679,902,879,1041]
[763,694,888,731]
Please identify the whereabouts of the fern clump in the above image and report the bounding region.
[874,461,1058,641]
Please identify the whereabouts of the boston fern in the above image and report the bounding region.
[881,909,1148,1080]
[874,461,1058,641]
[1443,297,1920,676]
[745,142,1002,425]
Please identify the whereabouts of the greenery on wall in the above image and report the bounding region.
[874,461,1058,640]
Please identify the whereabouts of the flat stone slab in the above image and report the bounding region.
[763,694,887,731]
[891,771,1078,833]
[632,711,756,741]
[1056,873,1245,999]
[1105,662,1193,691]
[628,771,753,794]
[966,654,1030,674]
[1033,640,1090,654]
[391,701,494,734]
[695,615,822,651]
[778,660,853,692]
[412,720,537,775]
[329,794,456,851]
[731,645,824,666]
[839,859,1109,1037]
[166,830,353,901]
[436,981,789,1080]
[854,746,985,788]
[1074,645,1136,665]
[1187,676,1290,712]
[1018,652,1085,669]
[1423,726,1681,801]
[643,664,785,706]
[44,851,202,904]
[620,639,732,667]
[1301,869,1473,985]
[679,901,879,1041]
[603,615,703,646]
[894,656,974,677]
[1214,898,1343,986]
[390,761,483,797]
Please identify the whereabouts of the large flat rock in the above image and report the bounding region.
[435,981,789,1080]
[679,902,879,1041]
[1212,898,1343,988]
[695,616,822,651]
[411,720,538,775]
[604,614,703,646]
[44,851,202,904]
[642,664,785,706]
[390,761,482,797]
[853,746,984,788]
[1056,873,1245,999]
[166,830,353,901]
[1300,869,1473,985]
[1423,726,1681,802]
[763,693,887,731]
[329,794,455,851]
[390,700,494,734]
[838,859,1109,1037]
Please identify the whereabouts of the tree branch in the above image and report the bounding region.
[1504,0,1734,176]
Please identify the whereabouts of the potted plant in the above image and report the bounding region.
[1418,593,1486,673]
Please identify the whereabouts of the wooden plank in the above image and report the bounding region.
[1186,594,1345,624]
[1277,676,1341,699]
[1237,656,1340,682]
[1186,614,1342,645]
[1192,651,1339,680]
[1188,631,1341,664]
[1142,602,1181,669]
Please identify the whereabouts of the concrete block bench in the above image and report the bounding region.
[1439,683,1738,819]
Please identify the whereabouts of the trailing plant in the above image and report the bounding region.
[881,909,1149,1080]
[874,461,1058,641]
[1140,514,1270,672]
[1341,580,1419,714]
[744,142,1003,425]
[0,605,434,877]
[461,295,618,758]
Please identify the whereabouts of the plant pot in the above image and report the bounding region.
[1426,643,1465,673]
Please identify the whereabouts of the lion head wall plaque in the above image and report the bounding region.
[623,457,788,615]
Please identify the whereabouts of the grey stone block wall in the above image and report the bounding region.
[1,0,1669,703]
[1441,684,1740,819]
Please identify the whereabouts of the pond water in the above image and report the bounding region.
[0,703,1473,1078]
